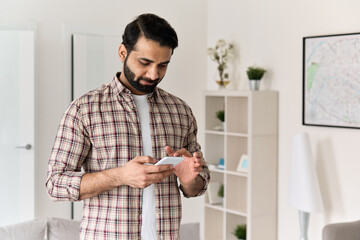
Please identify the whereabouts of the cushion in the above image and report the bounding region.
[323,220,360,240]
[47,217,81,240]
[179,222,200,240]
[0,219,46,240]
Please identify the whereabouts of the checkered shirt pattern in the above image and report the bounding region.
[46,74,210,240]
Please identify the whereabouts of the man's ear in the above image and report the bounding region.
[118,44,127,62]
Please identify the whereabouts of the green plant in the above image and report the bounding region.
[246,66,266,80]
[216,110,225,122]
[217,184,224,198]
[233,224,247,239]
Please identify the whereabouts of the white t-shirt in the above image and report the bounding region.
[132,94,156,240]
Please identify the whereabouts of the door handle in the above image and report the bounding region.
[16,144,32,150]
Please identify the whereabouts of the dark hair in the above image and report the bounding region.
[122,13,178,54]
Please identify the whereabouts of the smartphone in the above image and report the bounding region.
[155,157,184,167]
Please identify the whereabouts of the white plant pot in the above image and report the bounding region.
[249,79,260,91]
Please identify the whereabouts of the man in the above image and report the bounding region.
[46,13,210,240]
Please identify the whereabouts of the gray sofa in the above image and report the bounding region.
[323,220,360,240]
[0,218,199,240]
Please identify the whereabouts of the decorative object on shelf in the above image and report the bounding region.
[208,163,217,170]
[208,182,223,205]
[246,66,266,91]
[207,39,235,89]
[289,133,323,240]
[217,158,225,170]
[233,224,247,240]
[236,154,249,173]
[217,184,224,198]
[215,110,225,131]
[303,32,360,129]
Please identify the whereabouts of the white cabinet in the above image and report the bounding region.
[203,90,278,240]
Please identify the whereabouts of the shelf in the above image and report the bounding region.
[205,96,225,131]
[226,136,247,172]
[205,130,248,137]
[226,96,248,134]
[204,133,224,166]
[226,132,248,137]
[205,203,225,212]
[204,207,224,240]
[226,175,247,213]
[203,90,278,240]
[209,168,247,177]
[205,130,225,135]
[225,208,247,217]
[226,170,248,177]
[226,213,247,240]
[204,89,251,97]
[209,168,225,174]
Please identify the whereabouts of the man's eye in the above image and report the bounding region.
[139,61,149,66]
[158,64,168,69]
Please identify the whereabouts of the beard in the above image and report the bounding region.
[123,56,162,93]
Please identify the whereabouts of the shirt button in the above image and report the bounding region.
[137,130,141,134]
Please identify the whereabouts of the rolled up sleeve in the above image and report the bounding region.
[46,101,90,201]
[181,109,210,198]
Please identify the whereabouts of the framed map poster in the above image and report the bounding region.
[303,32,360,129]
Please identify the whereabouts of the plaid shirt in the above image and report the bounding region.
[46,74,210,240]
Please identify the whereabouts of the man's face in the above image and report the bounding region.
[119,36,173,95]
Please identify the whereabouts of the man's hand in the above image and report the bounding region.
[79,156,173,200]
[120,156,174,188]
[165,146,205,196]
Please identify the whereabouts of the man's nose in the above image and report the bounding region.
[146,66,159,80]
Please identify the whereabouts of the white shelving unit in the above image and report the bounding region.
[203,90,278,240]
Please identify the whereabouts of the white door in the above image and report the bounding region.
[0,30,35,226]
[72,33,122,99]
[72,33,122,220]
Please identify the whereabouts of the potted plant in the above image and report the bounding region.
[207,39,235,89]
[217,184,224,198]
[215,110,225,131]
[233,224,247,240]
[246,66,266,91]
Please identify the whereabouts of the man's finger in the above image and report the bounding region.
[193,151,203,159]
[165,146,175,156]
[145,164,174,174]
[174,148,191,157]
[134,156,156,164]
[198,158,205,166]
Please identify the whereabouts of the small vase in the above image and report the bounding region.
[249,79,260,91]
[216,80,230,90]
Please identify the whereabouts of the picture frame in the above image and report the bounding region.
[236,155,249,172]
[303,32,360,129]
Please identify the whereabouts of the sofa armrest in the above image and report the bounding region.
[0,219,46,240]
[47,217,81,240]
[323,220,360,240]
[180,222,200,240]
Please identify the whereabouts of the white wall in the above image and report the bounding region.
[207,0,360,239]
[1,0,207,227]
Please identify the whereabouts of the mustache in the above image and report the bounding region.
[138,77,160,83]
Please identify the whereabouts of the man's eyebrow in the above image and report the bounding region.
[138,57,170,65]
